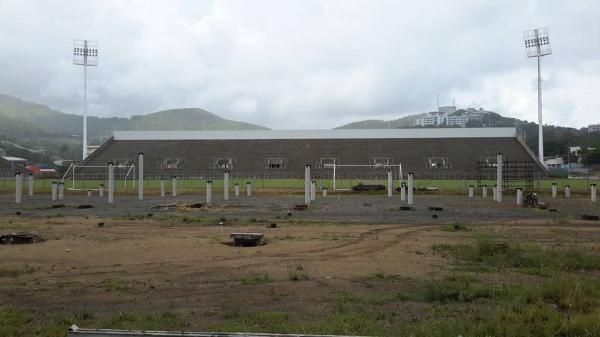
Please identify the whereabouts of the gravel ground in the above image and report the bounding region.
[2,190,598,224]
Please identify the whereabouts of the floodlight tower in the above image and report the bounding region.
[523,28,552,165]
[73,39,98,160]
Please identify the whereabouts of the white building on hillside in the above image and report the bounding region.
[445,115,469,127]
[588,124,600,133]
[415,112,446,127]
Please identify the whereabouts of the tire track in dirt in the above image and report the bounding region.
[46,224,433,280]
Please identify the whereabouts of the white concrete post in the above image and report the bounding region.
[492,185,497,201]
[468,185,474,198]
[516,188,523,206]
[591,184,597,202]
[28,173,34,196]
[407,173,414,205]
[223,171,230,201]
[496,153,503,202]
[565,185,571,198]
[206,180,212,204]
[235,183,240,197]
[246,181,252,196]
[87,190,92,197]
[387,170,393,197]
[108,162,114,204]
[160,180,165,197]
[99,184,104,197]
[551,182,557,199]
[58,182,64,201]
[482,185,488,198]
[138,152,144,201]
[15,172,22,204]
[51,182,58,201]
[323,187,328,197]
[310,180,316,201]
[304,165,311,205]
[172,176,177,197]
[400,183,406,201]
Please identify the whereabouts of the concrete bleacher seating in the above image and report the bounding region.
[79,128,545,180]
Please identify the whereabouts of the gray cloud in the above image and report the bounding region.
[0,0,598,129]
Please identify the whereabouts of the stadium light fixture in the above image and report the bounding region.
[523,27,551,165]
[73,39,99,160]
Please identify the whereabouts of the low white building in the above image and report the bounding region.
[544,156,564,168]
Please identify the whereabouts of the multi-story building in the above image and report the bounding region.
[415,112,445,127]
[445,115,469,127]
[588,124,600,133]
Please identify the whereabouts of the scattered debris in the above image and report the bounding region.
[523,193,539,208]
[293,204,308,211]
[548,208,558,213]
[268,223,278,228]
[0,232,44,245]
[188,203,203,209]
[416,186,439,192]
[96,222,105,228]
[152,203,178,209]
[352,183,385,192]
[428,206,443,212]
[15,211,21,215]
[286,212,293,217]
[230,233,265,247]
[432,214,438,219]
[363,203,372,207]
[581,214,599,221]
[65,249,71,252]
[77,204,93,209]
[52,204,65,209]
[399,206,412,211]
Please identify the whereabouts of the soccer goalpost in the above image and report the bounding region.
[61,164,136,191]
[324,159,403,191]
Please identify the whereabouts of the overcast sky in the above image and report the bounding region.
[1,0,599,129]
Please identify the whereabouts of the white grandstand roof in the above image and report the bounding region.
[113,128,517,141]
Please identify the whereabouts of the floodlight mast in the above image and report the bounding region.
[524,28,552,166]
[73,39,98,160]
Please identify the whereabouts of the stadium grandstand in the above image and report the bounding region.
[78,128,545,182]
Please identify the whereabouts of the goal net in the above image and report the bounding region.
[61,164,136,191]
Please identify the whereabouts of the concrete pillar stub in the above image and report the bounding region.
[28,173,34,196]
[108,162,115,204]
[407,173,414,205]
[138,153,144,201]
[15,172,22,204]
[206,180,213,204]
[496,153,503,203]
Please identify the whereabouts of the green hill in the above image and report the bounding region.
[336,110,600,157]
[0,93,268,162]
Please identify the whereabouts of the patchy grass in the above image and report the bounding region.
[99,311,185,331]
[441,223,469,232]
[434,234,600,275]
[242,274,273,285]
[210,308,394,336]
[98,278,134,293]
[0,307,185,336]
[0,265,36,278]
[287,265,309,281]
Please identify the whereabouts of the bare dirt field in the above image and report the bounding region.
[1,192,600,336]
